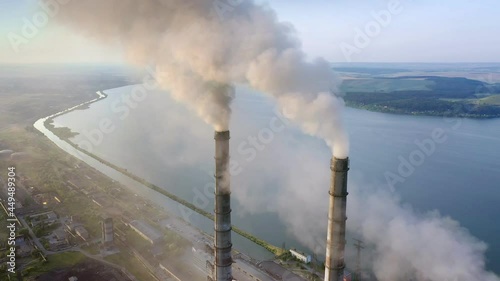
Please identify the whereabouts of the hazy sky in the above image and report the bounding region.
[1,0,499,64]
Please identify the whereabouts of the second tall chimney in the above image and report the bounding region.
[324,157,349,281]
[214,131,233,281]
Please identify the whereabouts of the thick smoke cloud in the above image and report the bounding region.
[53,1,498,280]
[60,84,499,281]
[348,184,500,281]
[265,147,499,281]
[55,0,348,157]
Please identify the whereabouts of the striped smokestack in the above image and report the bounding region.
[214,130,233,281]
[325,157,349,281]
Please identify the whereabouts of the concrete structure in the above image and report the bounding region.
[129,220,163,245]
[325,157,349,281]
[192,247,213,275]
[65,222,83,232]
[289,249,312,264]
[213,130,233,281]
[54,229,67,240]
[75,225,89,241]
[102,217,114,249]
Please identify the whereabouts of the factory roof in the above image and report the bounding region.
[129,220,163,243]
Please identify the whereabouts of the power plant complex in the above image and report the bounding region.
[207,128,350,281]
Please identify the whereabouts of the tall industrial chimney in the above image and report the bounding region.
[325,157,349,281]
[214,131,233,281]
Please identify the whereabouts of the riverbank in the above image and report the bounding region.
[346,101,500,119]
[36,90,284,257]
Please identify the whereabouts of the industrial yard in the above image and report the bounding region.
[2,0,500,278]
[0,114,314,281]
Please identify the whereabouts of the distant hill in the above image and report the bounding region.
[340,76,500,118]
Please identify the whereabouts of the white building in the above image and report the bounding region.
[289,249,312,264]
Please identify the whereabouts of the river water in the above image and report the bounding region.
[48,85,500,273]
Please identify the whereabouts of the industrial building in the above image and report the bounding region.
[48,229,69,250]
[28,211,58,226]
[289,249,312,264]
[192,247,213,275]
[129,220,163,245]
[75,225,89,241]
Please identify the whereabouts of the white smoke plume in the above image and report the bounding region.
[348,184,500,281]
[271,151,500,281]
[54,0,348,156]
[52,1,499,280]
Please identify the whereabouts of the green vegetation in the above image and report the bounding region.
[81,243,100,255]
[33,222,61,238]
[23,252,86,277]
[0,65,132,128]
[91,152,283,254]
[77,208,101,237]
[44,117,284,256]
[45,119,79,140]
[343,76,500,118]
[334,66,409,75]
[0,209,7,244]
[43,91,109,141]
[235,228,284,256]
[0,129,75,199]
[476,94,500,105]
[277,251,295,262]
[341,77,434,93]
[124,227,153,252]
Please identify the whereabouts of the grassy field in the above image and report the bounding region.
[442,95,500,106]
[340,78,434,93]
[0,64,160,280]
[477,94,500,105]
[23,252,86,277]
[344,76,500,118]
[0,64,134,129]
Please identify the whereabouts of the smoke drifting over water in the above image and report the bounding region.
[348,184,500,281]
[55,0,348,157]
[54,1,498,280]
